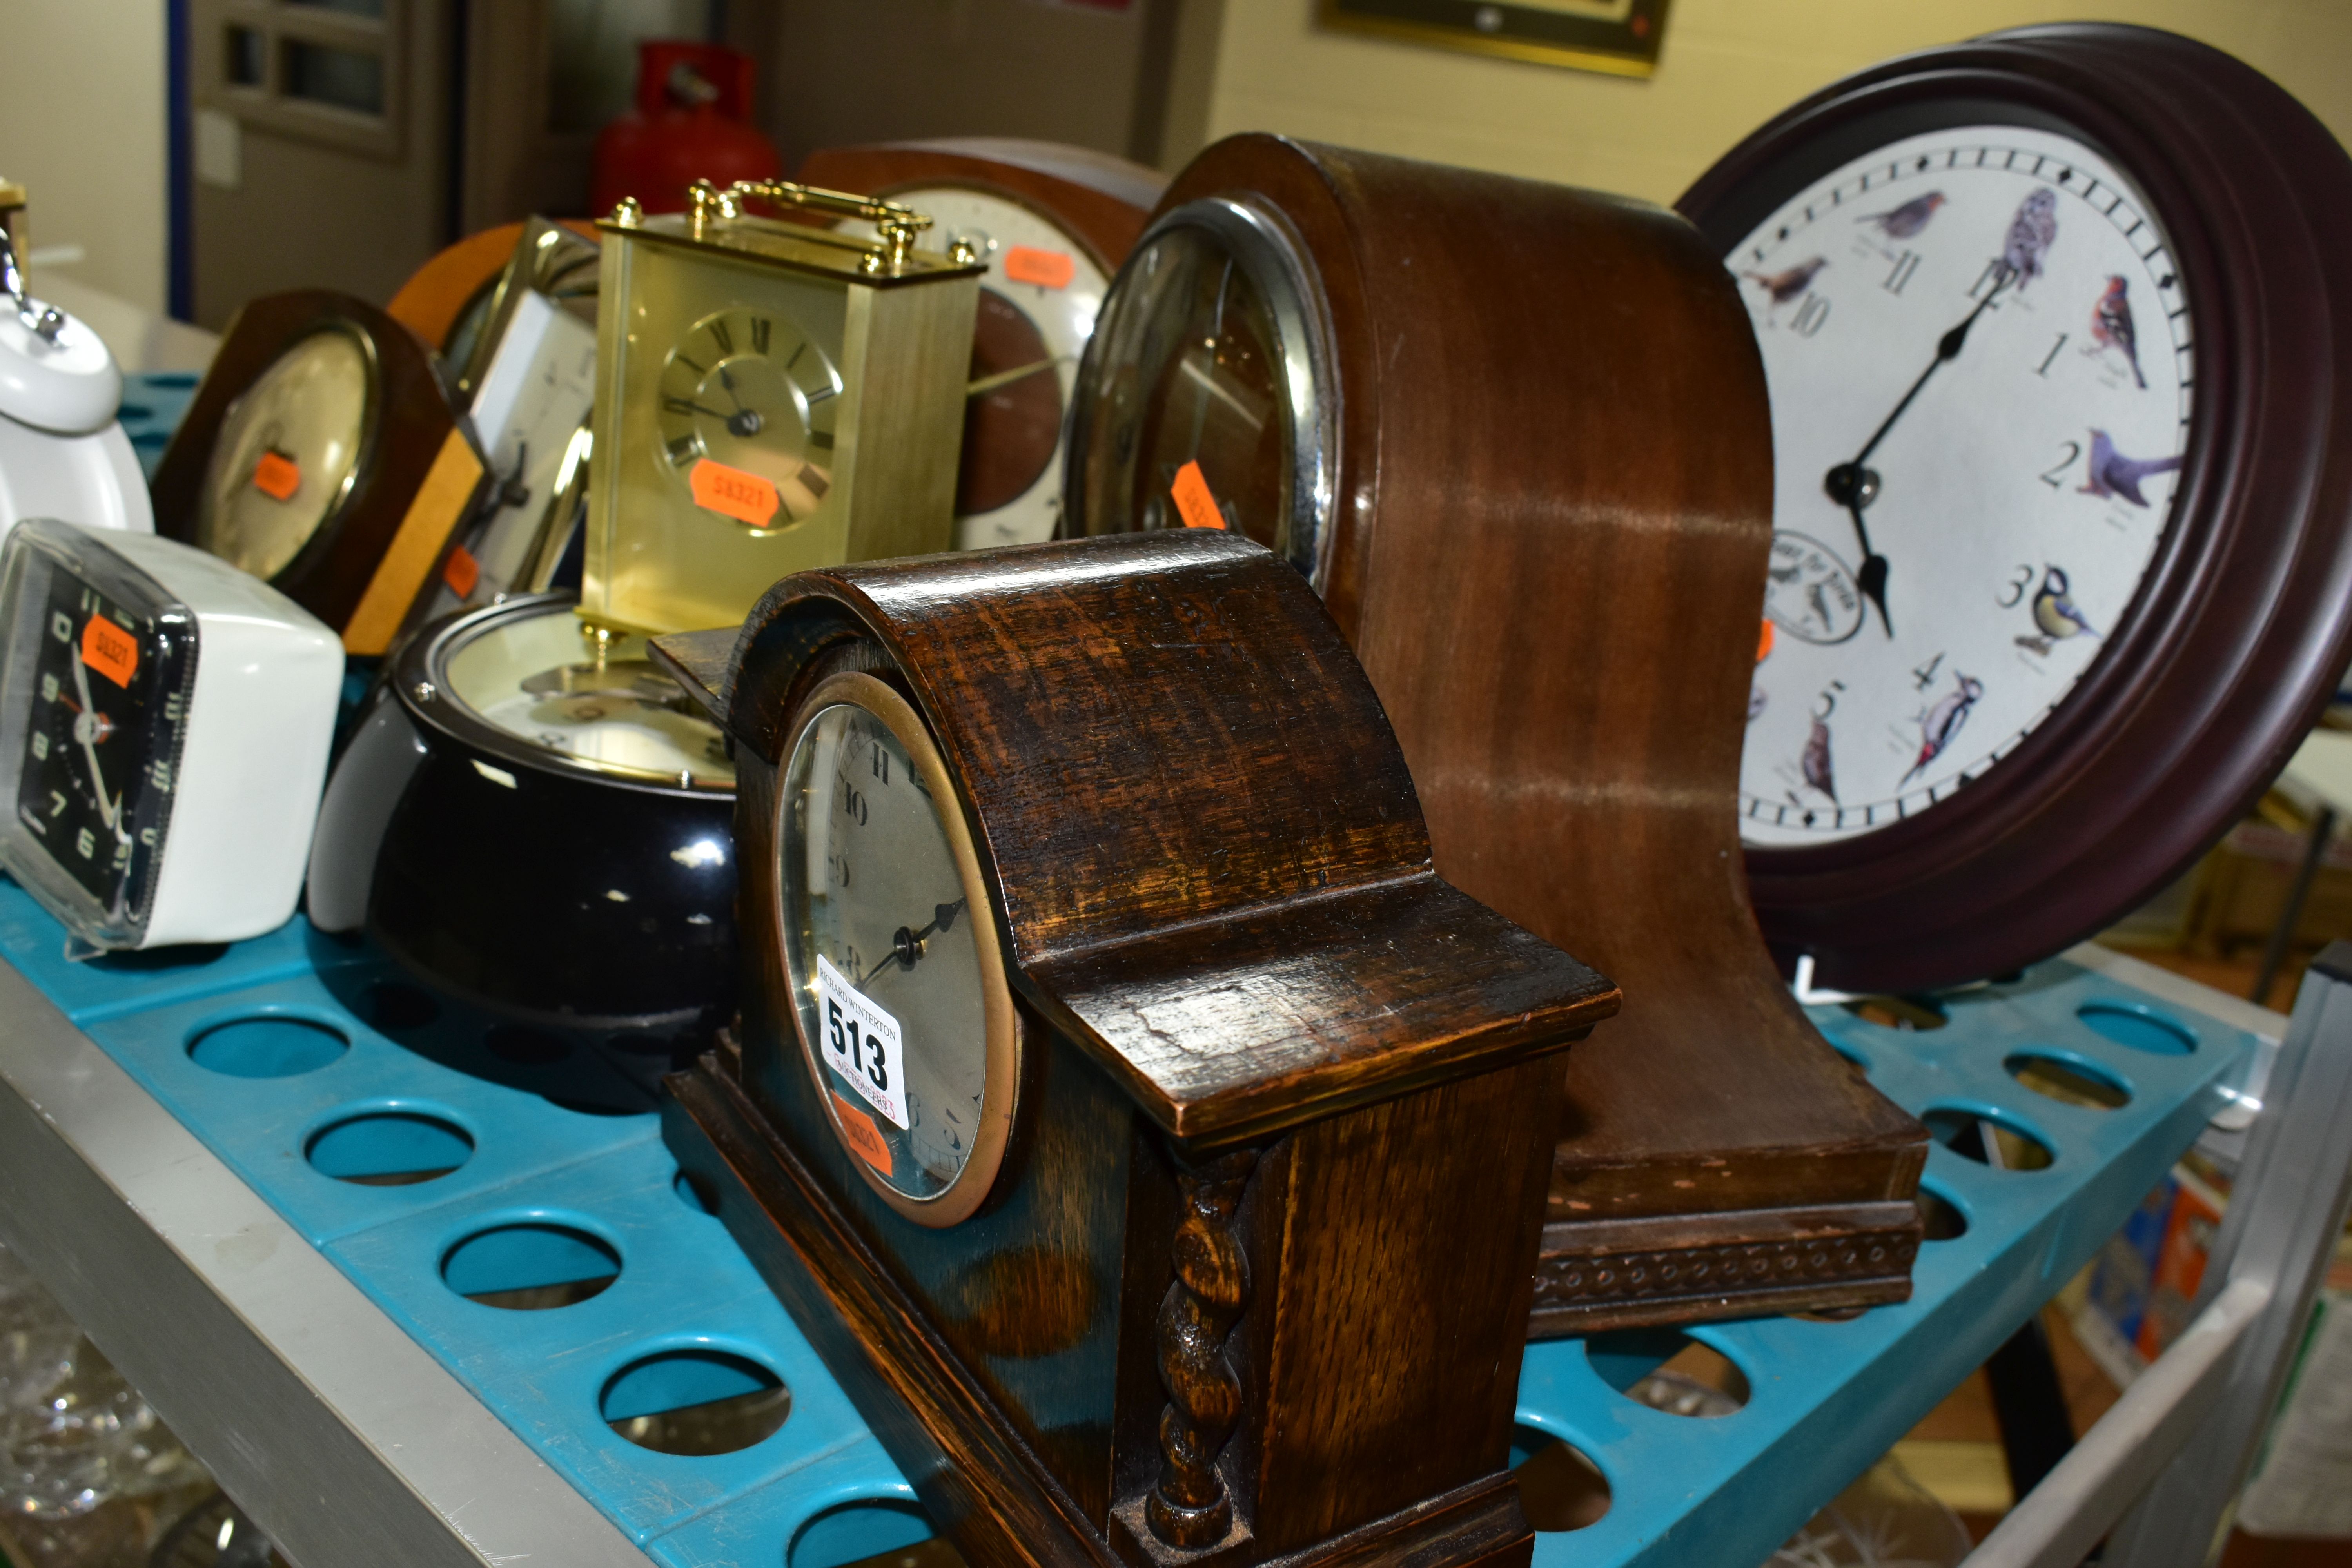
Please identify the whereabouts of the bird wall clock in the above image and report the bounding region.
[1064,134,1929,1333]
[1682,23,2352,993]
[797,139,1165,552]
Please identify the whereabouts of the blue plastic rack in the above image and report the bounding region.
[0,877,2257,1568]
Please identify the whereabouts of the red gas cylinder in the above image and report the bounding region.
[590,42,783,217]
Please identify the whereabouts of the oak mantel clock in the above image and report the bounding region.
[1679,24,2352,994]
[1065,134,1928,1333]
[799,138,1165,551]
[584,178,982,637]
[653,530,1618,1568]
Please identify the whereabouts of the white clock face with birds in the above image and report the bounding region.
[1734,124,2191,848]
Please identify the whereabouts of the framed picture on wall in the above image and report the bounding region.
[1316,0,1671,78]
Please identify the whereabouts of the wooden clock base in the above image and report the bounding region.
[665,1045,1538,1568]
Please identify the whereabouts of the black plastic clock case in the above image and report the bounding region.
[1680,24,2352,993]
[305,594,737,1113]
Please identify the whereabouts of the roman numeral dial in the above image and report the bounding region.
[655,307,844,527]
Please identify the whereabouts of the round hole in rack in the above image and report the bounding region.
[1583,1328,1749,1416]
[1921,1106,2053,1171]
[2006,1051,2131,1110]
[2076,1002,2195,1055]
[364,981,440,1032]
[1840,995,1948,1032]
[601,1348,789,1455]
[305,1111,474,1185]
[187,1017,348,1079]
[1918,1185,1968,1241]
[485,1024,569,1065]
[442,1222,621,1311]
[675,1170,720,1216]
[788,1500,953,1568]
[1509,1423,1611,1531]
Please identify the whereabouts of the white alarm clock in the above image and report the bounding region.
[0,228,152,538]
[0,520,341,949]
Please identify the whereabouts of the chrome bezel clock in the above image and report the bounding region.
[0,520,341,949]
[1681,23,2352,991]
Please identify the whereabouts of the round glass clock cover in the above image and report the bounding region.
[196,327,373,581]
[1734,125,2189,848]
[843,188,1112,549]
[1069,199,1335,581]
[440,601,733,788]
[779,676,1009,1216]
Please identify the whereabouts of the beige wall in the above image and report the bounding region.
[0,0,169,312]
[1194,1,2352,204]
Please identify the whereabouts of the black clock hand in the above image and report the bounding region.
[858,899,969,986]
[680,397,767,439]
[1822,270,2015,639]
[719,364,748,414]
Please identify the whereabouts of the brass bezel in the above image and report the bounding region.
[777,670,1021,1227]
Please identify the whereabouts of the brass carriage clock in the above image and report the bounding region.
[585,179,984,637]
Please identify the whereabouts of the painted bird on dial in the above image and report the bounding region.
[1743,256,1827,314]
[1857,191,1946,240]
[2002,188,2060,292]
[2087,276,2146,388]
[1902,675,1985,786]
[2016,566,2097,655]
[1802,715,1837,803]
[2079,428,2182,508]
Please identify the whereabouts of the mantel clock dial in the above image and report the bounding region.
[804,139,1165,550]
[585,178,982,638]
[1681,24,2352,991]
[653,530,1616,1568]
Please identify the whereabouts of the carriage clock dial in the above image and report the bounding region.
[1735,125,2189,846]
[655,305,843,530]
[777,670,1016,1225]
[841,189,1112,549]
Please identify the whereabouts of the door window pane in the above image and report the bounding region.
[283,40,386,115]
[225,26,266,86]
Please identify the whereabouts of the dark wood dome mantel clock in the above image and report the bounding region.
[1064,134,1929,1334]
[652,530,1619,1568]
[1680,24,2352,994]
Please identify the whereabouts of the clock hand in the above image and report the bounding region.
[1821,269,2016,640]
[67,647,120,833]
[966,356,1068,399]
[1184,261,1234,463]
[719,364,748,414]
[858,899,969,986]
[681,397,767,440]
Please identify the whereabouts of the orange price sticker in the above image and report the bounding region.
[80,615,138,690]
[252,450,301,502]
[1002,245,1075,290]
[442,543,481,598]
[832,1094,893,1176]
[690,457,782,529]
[1757,619,1775,662]
[1169,460,1225,531]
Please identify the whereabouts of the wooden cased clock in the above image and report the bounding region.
[799,139,1165,550]
[653,530,1619,1568]
[1065,135,1931,1332]
[583,178,982,637]
[1681,24,2352,993]
[151,290,485,657]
